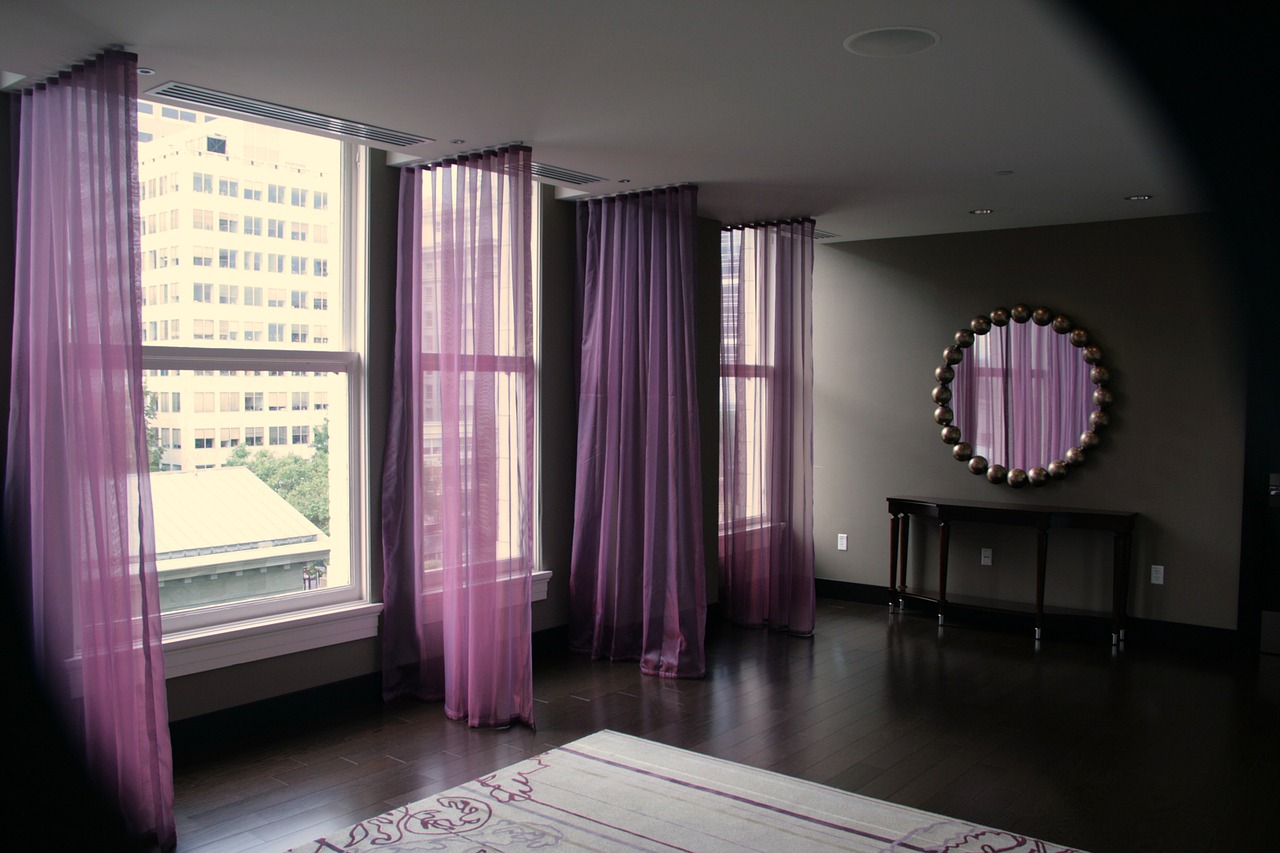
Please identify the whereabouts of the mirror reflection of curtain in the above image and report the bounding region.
[953,322,1092,471]
[381,146,535,728]
[570,185,707,678]
[5,50,176,849]
[719,220,815,636]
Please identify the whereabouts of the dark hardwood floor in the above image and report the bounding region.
[171,600,1280,852]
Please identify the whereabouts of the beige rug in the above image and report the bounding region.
[286,729,1083,851]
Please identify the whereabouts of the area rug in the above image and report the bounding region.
[286,729,1083,852]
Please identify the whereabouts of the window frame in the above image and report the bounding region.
[145,140,375,669]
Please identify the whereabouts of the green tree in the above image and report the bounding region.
[144,390,164,472]
[223,421,330,534]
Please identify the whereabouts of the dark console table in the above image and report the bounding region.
[886,496,1137,644]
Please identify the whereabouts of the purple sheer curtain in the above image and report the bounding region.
[719,221,816,635]
[4,52,175,849]
[570,185,707,678]
[953,320,1092,470]
[382,146,535,728]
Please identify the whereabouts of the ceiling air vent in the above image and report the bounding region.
[813,229,840,241]
[145,81,432,148]
[530,162,604,187]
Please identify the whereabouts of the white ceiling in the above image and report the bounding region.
[1,0,1200,242]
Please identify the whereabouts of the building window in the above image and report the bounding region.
[243,181,263,201]
[312,292,329,310]
[219,284,239,305]
[192,319,215,341]
[313,259,329,278]
[291,187,308,207]
[244,426,264,446]
[245,286,264,307]
[291,392,309,411]
[268,425,288,445]
[220,428,240,448]
[291,425,310,445]
[193,209,215,230]
[193,172,212,193]
[268,254,285,273]
[193,246,213,267]
[219,248,238,269]
[291,256,308,276]
[194,429,215,449]
[207,136,226,154]
[220,392,240,412]
[291,324,309,343]
[268,391,287,411]
[268,183,286,204]
[218,178,239,197]
[267,288,286,307]
[244,322,263,342]
[268,323,286,343]
[245,392,264,411]
[268,218,285,239]
[218,320,238,341]
[291,222,309,241]
[193,282,213,303]
[291,290,308,309]
[218,213,238,233]
[313,191,329,210]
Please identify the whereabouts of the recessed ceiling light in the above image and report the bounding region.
[618,179,632,183]
[450,139,466,145]
[969,208,994,215]
[1124,194,1153,201]
[843,27,939,58]
[994,170,1015,176]
[137,67,156,76]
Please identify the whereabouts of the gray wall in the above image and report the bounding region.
[812,214,1243,630]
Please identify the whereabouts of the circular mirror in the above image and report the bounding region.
[932,304,1114,488]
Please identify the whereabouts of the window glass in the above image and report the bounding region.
[138,99,361,623]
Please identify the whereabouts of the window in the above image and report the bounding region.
[291,256,308,275]
[314,259,329,278]
[139,99,366,641]
[312,292,329,310]
[313,191,329,210]
[291,290,308,309]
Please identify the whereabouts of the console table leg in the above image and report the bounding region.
[938,521,950,628]
[1035,528,1048,642]
[889,514,901,611]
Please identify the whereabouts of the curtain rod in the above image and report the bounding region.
[569,182,697,203]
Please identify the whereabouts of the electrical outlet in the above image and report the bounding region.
[837,533,848,551]
[980,547,992,566]
[1151,564,1165,585]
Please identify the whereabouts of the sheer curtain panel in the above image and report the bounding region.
[719,221,816,635]
[382,146,535,728]
[571,185,707,678]
[4,51,176,850]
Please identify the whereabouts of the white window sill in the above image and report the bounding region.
[162,570,552,678]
